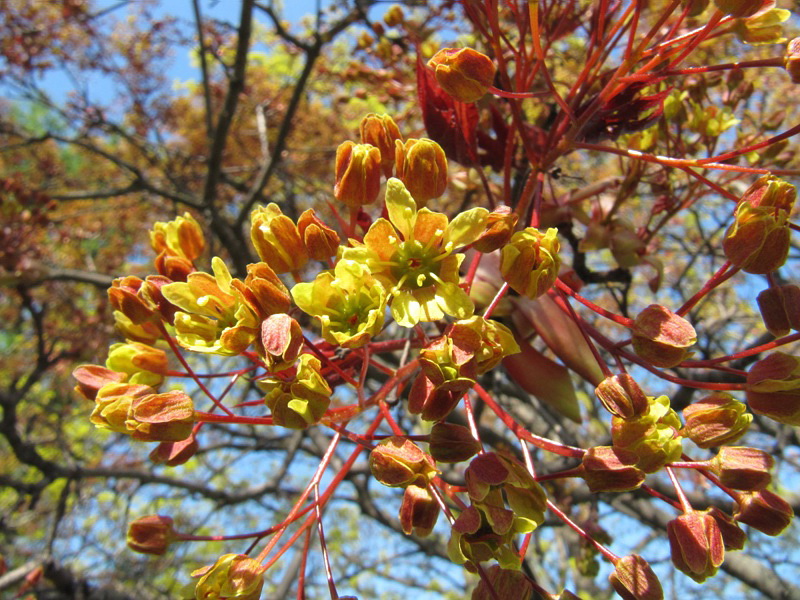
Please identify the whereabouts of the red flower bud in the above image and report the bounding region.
[473,206,518,253]
[429,422,482,463]
[596,374,649,419]
[149,434,199,466]
[369,437,438,488]
[710,446,773,491]
[707,507,747,551]
[734,489,793,536]
[399,484,440,537]
[471,565,534,600]
[609,554,664,600]
[631,304,696,368]
[297,209,340,261]
[581,446,646,493]
[667,510,725,583]
[257,313,303,372]
[681,392,751,448]
[334,141,382,209]
[757,284,800,337]
[126,391,195,442]
[73,365,127,401]
[427,47,497,103]
[746,352,800,425]
[127,515,177,555]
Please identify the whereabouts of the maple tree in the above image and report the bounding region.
[2,0,800,599]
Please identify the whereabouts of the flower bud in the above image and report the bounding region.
[609,554,664,600]
[149,434,198,466]
[723,175,796,274]
[150,213,204,262]
[709,446,773,490]
[757,284,800,337]
[472,206,518,253]
[359,113,403,178]
[108,276,155,324]
[394,138,448,207]
[258,354,331,429]
[257,313,303,372]
[429,422,481,463]
[106,342,168,388]
[734,489,793,536]
[236,262,292,318]
[192,554,264,600]
[427,47,497,103]
[631,304,696,368]
[73,365,127,401]
[471,565,533,600]
[383,5,404,27]
[297,209,340,260]
[746,352,800,425]
[399,484,440,537]
[126,390,195,442]
[596,374,648,419]
[500,227,561,299]
[581,446,646,493]
[611,396,683,473]
[90,383,154,434]
[250,203,309,274]
[141,275,179,323]
[712,0,770,18]
[127,515,177,555]
[667,510,725,583]
[786,37,800,83]
[154,252,194,281]
[370,437,437,487]
[681,392,752,448]
[333,141,382,209]
[707,507,747,551]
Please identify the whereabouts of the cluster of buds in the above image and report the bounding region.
[449,452,547,570]
[369,438,440,537]
[722,175,796,274]
[630,304,696,368]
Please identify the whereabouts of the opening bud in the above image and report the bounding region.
[709,446,773,490]
[150,212,205,263]
[257,313,303,372]
[580,446,646,493]
[334,141,382,208]
[427,47,497,103]
[596,374,648,419]
[192,554,264,600]
[757,284,800,337]
[681,392,751,448]
[734,489,793,536]
[250,203,309,274]
[667,510,725,583]
[472,205,518,253]
[297,208,340,260]
[609,554,664,600]
[631,304,696,368]
[127,515,177,555]
[500,227,561,299]
[369,436,437,487]
[394,138,448,207]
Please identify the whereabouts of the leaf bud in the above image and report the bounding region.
[631,304,696,368]
[609,554,664,600]
[746,352,800,425]
[667,510,725,583]
[472,205,518,253]
[427,47,497,103]
[500,227,561,299]
[250,203,309,274]
[471,565,533,600]
[149,434,199,467]
[712,0,770,18]
[127,515,177,555]
[723,175,796,274]
[757,284,800,337]
[257,313,303,372]
[596,373,648,419]
[359,113,403,178]
[707,507,747,551]
[428,422,482,463]
[394,138,448,207]
[580,446,646,493]
[333,141,382,209]
[73,364,127,401]
[734,489,793,536]
[370,436,437,488]
[786,37,800,83]
[399,484,440,537]
[126,390,196,442]
[297,208,340,260]
[191,554,264,600]
[709,446,773,490]
[681,392,751,448]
